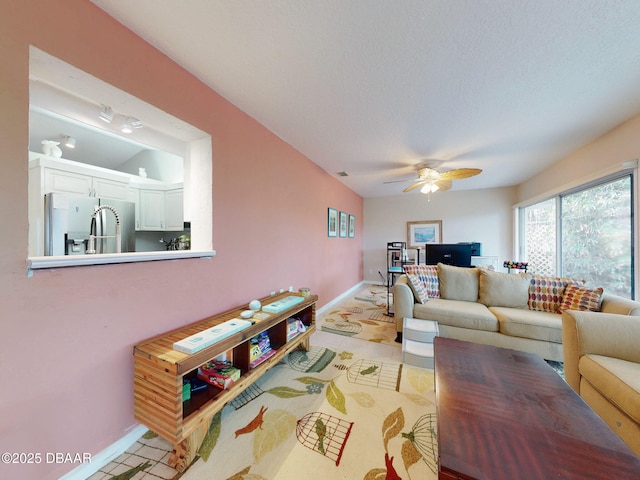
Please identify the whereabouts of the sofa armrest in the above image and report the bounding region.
[600,292,640,315]
[562,310,640,392]
[393,275,415,333]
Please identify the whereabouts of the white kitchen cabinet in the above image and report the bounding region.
[43,167,129,200]
[139,189,166,231]
[93,176,130,200]
[136,186,184,231]
[43,168,92,196]
[164,188,184,231]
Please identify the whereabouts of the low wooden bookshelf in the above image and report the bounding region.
[133,291,318,470]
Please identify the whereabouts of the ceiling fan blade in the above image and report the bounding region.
[403,181,427,192]
[438,168,482,181]
[383,178,413,184]
[435,180,452,191]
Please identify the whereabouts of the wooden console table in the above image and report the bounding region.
[133,292,317,470]
[434,337,640,479]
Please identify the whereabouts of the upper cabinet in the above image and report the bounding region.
[44,167,130,200]
[32,155,132,200]
[131,184,184,232]
[138,188,165,231]
[165,188,184,231]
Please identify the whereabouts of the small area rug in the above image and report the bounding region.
[318,284,398,345]
[180,345,437,480]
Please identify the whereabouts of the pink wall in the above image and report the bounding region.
[0,2,362,479]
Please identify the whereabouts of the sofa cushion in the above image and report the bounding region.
[437,263,479,302]
[528,275,584,313]
[478,269,530,308]
[559,285,604,312]
[414,298,498,332]
[490,306,563,343]
[579,354,640,424]
[404,265,439,304]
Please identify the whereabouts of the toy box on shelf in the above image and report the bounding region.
[287,317,307,341]
[197,359,241,390]
[249,331,276,368]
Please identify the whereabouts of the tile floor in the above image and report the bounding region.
[87,329,403,480]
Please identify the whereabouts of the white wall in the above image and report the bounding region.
[517,112,640,204]
[119,150,184,183]
[363,186,517,282]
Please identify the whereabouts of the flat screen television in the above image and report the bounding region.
[425,243,473,267]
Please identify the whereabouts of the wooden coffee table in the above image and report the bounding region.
[434,337,640,479]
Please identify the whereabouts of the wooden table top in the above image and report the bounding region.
[434,337,640,479]
[134,292,317,374]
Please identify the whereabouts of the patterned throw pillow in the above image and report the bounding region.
[559,285,604,312]
[528,275,584,313]
[403,265,440,304]
[405,274,429,304]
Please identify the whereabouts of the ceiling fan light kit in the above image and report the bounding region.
[420,183,439,194]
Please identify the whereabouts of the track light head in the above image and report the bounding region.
[129,117,143,129]
[120,118,133,134]
[120,116,143,134]
[99,105,113,123]
[62,135,76,149]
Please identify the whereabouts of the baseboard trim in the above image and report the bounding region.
[58,424,148,480]
[317,280,373,315]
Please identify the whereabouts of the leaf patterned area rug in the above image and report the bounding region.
[318,285,399,346]
[180,345,437,480]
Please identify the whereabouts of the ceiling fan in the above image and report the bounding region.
[384,162,482,193]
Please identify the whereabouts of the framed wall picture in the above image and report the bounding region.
[339,211,348,237]
[407,220,442,248]
[348,214,356,238]
[328,208,338,237]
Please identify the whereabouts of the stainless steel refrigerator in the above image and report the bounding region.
[44,192,135,256]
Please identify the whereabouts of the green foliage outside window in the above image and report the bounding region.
[521,174,633,299]
[561,176,632,298]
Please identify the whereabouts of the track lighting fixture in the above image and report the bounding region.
[99,105,113,123]
[120,118,133,134]
[129,117,143,129]
[62,135,76,149]
[120,116,143,134]
[99,104,143,133]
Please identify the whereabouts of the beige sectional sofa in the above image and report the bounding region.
[562,310,640,456]
[393,263,640,362]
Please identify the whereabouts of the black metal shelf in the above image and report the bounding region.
[386,241,411,316]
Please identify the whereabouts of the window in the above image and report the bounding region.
[521,198,556,277]
[519,173,634,299]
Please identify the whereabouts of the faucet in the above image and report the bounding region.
[87,205,121,254]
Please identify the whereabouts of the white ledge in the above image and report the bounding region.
[27,250,216,270]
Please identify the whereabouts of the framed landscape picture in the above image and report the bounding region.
[328,208,338,237]
[348,214,356,238]
[339,211,348,237]
[407,220,442,248]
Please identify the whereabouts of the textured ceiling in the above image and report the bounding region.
[91,0,640,197]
